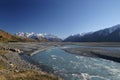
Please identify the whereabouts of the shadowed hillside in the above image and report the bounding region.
[64,24,120,42]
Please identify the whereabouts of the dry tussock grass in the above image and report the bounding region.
[0,50,9,55]
[0,75,6,80]
[1,70,61,80]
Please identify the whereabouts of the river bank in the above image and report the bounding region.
[1,42,120,79]
[62,47,120,63]
[30,46,53,56]
[0,42,63,80]
[7,42,120,63]
[30,45,120,80]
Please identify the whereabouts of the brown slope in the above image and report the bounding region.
[0,29,35,42]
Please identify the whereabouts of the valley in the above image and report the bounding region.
[0,42,120,80]
[1,24,120,80]
[1,0,120,79]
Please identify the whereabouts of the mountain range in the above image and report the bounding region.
[64,24,120,42]
[15,32,62,42]
[1,24,120,42]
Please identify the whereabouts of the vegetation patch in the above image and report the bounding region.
[0,50,9,55]
[0,61,8,70]
[0,70,61,80]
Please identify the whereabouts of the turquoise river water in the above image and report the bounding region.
[31,46,120,80]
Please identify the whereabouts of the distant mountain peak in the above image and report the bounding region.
[108,24,120,33]
[16,32,62,42]
[64,24,120,42]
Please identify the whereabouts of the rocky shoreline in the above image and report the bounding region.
[0,42,63,80]
[1,42,120,79]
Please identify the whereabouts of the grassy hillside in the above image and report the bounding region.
[0,29,35,42]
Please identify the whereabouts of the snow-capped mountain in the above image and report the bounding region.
[108,24,120,33]
[63,34,82,42]
[94,24,120,36]
[64,24,120,42]
[16,32,62,42]
[16,32,43,38]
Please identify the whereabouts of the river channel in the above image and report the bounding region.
[31,46,120,80]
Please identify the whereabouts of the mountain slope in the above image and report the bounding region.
[64,24,120,42]
[0,29,23,42]
[16,32,47,42]
[0,29,35,42]
[63,34,82,42]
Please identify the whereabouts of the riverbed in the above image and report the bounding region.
[31,46,120,80]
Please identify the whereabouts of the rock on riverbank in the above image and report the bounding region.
[0,42,63,80]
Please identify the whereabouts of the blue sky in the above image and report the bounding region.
[0,0,120,38]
